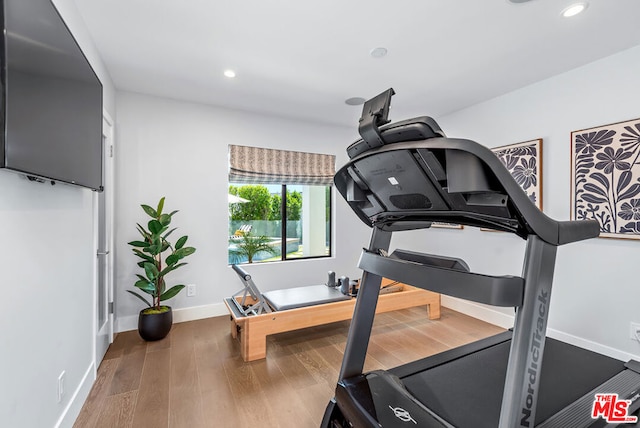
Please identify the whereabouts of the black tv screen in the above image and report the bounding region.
[0,0,103,191]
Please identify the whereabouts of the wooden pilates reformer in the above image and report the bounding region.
[224,264,441,362]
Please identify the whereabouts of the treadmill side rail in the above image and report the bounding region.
[335,371,453,428]
[625,360,640,374]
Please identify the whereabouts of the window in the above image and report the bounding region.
[228,145,334,264]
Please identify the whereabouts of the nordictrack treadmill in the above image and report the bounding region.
[321,89,640,428]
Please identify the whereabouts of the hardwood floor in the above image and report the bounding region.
[74,307,504,428]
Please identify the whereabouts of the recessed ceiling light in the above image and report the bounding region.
[345,97,366,106]
[561,2,588,17]
[224,69,236,78]
[370,47,388,58]
[507,0,535,3]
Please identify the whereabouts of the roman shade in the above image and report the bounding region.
[229,145,336,186]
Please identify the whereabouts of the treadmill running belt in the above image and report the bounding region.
[402,338,625,427]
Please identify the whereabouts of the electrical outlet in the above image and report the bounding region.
[57,371,65,403]
[629,322,640,341]
[187,284,196,297]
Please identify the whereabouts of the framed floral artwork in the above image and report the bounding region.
[571,118,640,239]
[492,139,543,210]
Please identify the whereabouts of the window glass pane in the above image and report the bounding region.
[228,183,281,264]
[286,185,330,259]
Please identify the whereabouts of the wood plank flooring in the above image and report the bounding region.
[74,307,504,428]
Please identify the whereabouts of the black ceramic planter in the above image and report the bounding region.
[138,306,173,341]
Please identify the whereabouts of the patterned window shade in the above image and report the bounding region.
[228,145,336,186]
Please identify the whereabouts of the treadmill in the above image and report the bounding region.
[321,89,640,428]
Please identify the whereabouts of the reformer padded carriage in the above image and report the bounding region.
[321,89,640,427]
[224,264,441,362]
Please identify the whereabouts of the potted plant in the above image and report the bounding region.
[127,197,196,341]
[229,232,278,263]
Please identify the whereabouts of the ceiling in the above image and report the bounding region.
[75,0,640,127]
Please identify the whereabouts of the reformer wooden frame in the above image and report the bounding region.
[224,281,441,362]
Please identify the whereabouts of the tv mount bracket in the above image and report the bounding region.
[357,88,395,151]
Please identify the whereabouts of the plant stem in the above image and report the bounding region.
[156,253,162,309]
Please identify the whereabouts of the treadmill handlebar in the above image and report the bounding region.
[556,219,600,245]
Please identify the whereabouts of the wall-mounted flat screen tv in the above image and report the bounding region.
[0,0,103,191]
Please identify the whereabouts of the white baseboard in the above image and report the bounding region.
[547,328,640,362]
[55,361,95,428]
[173,302,229,323]
[442,296,515,329]
[115,302,228,333]
[442,296,640,362]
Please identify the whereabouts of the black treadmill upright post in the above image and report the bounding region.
[498,235,558,428]
[338,226,392,381]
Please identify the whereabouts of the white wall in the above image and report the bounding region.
[0,1,115,426]
[114,92,371,330]
[394,44,640,361]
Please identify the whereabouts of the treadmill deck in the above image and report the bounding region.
[400,333,624,427]
[336,332,627,427]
